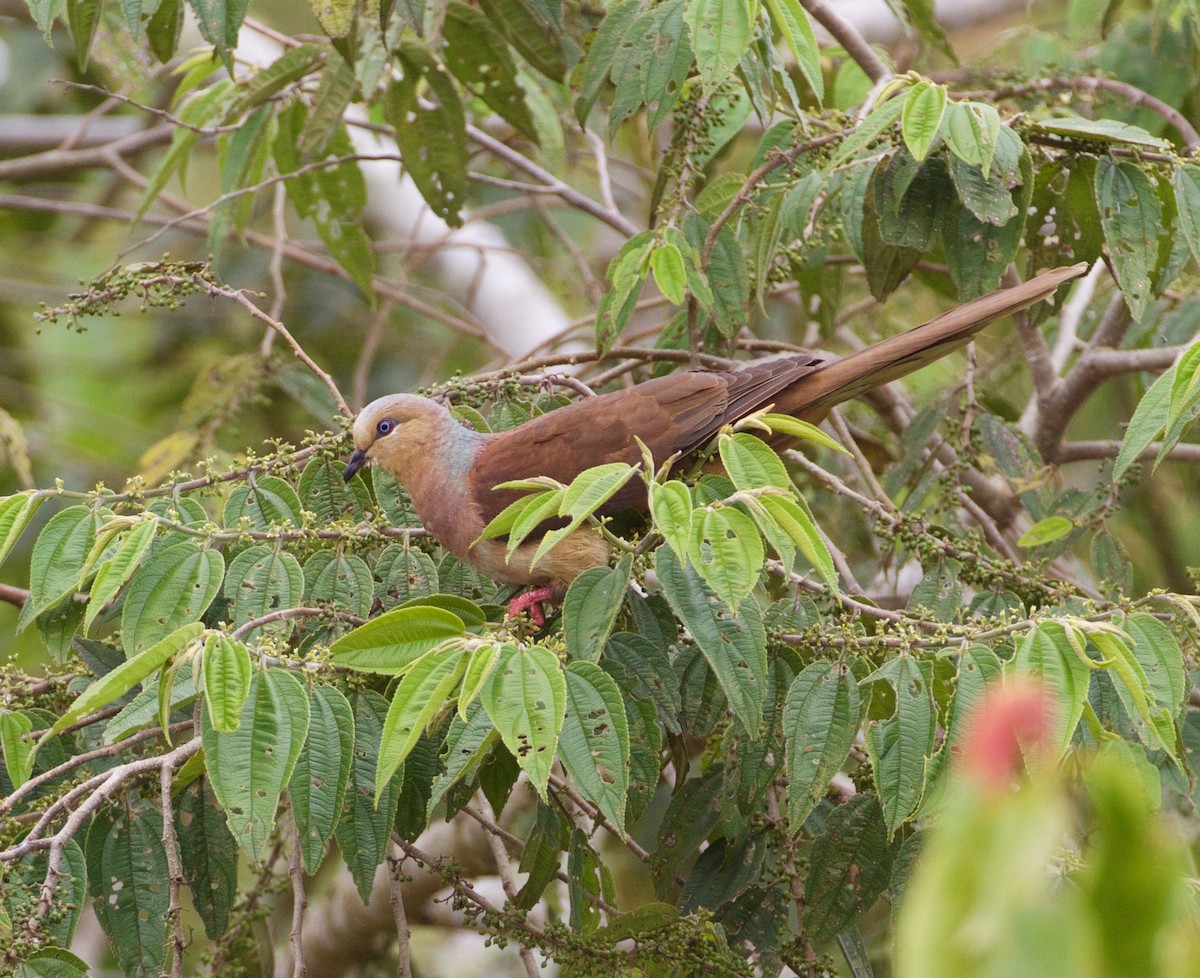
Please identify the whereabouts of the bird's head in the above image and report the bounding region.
[343,393,450,483]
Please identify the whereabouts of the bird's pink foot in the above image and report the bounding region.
[506,586,561,627]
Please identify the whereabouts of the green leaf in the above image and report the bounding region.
[719,432,792,492]
[530,463,638,568]
[1114,361,1174,479]
[949,153,1018,226]
[864,655,936,835]
[186,0,250,71]
[1123,613,1186,719]
[375,545,439,609]
[650,243,687,305]
[784,661,861,829]
[685,0,754,87]
[330,605,466,674]
[481,643,566,799]
[900,80,946,161]
[307,0,354,36]
[175,778,238,939]
[146,0,183,62]
[608,0,692,135]
[560,661,630,836]
[706,224,750,337]
[223,546,305,641]
[385,42,468,224]
[1010,621,1090,755]
[1,710,35,788]
[13,948,90,978]
[16,505,96,634]
[575,0,642,125]
[763,0,823,100]
[649,479,693,559]
[232,43,325,114]
[459,644,501,717]
[335,690,406,901]
[1174,164,1200,266]
[290,684,354,874]
[656,546,767,736]
[66,0,101,69]
[500,489,564,553]
[201,633,252,733]
[303,551,374,621]
[47,621,205,738]
[758,494,837,589]
[830,95,905,167]
[942,101,1000,178]
[0,492,44,573]
[85,517,157,634]
[119,542,224,655]
[1033,116,1171,149]
[483,0,568,80]
[222,475,304,529]
[443,0,537,139]
[804,795,893,941]
[376,645,470,801]
[687,506,764,610]
[563,554,631,662]
[86,802,167,978]
[427,703,500,811]
[1095,157,1162,322]
[26,0,64,41]
[202,668,310,861]
[596,231,655,355]
[760,413,848,454]
[299,455,370,523]
[1017,515,1074,548]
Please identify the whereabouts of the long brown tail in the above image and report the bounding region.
[773,263,1089,422]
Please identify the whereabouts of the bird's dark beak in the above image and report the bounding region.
[344,449,368,482]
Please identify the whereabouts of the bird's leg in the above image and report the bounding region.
[506,586,565,627]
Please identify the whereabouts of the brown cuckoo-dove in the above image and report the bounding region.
[345,263,1086,620]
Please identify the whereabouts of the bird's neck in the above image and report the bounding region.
[402,420,489,557]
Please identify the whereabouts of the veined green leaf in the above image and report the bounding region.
[1017,515,1073,548]
[47,621,205,739]
[119,542,224,655]
[759,494,837,589]
[687,506,764,610]
[759,413,848,454]
[202,633,252,733]
[330,605,466,674]
[203,668,310,861]
[649,479,693,558]
[863,655,935,835]
[685,0,754,86]
[1174,164,1200,267]
[529,463,638,567]
[785,661,861,829]
[481,643,566,799]
[563,555,632,662]
[85,517,157,634]
[459,644,502,718]
[942,101,1000,178]
[16,505,96,633]
[1,710,36,788]
[290,684,354,874]
[650,242,687,305]
[900,81,946,161]
[1095,157,1162,322]
[719,431,792,492]
[1009,621,1090,755]
[376,645,470,802]
[0,492,44,573]
[763,0,823,101]
[560,662,630,836]
[1033,116,1171,149]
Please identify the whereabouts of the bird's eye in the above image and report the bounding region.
[376,419,395,436]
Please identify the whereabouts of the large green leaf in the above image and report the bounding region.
[864,655,935,835]
[608,0,692,135]
[202,668,310,861]
[685,0,753,86]
[120,542,223,655]
[223,546,305,641]
[784,661,861,829]
[481,643,566,799]
[763,0,823,100]
[85,517,157,634]
[375,645,470,801]
[1009,621,1090,755]
[48,621,205,738]
[804,795,893,941]
[302,551,374,619]
[0,492,43,574]
[290,683,355,874]
[388,39,472,228]
[1175,164,1200,266]
[330,604,466,673]
[86,801,168,978]
[201,633,252,733]
[175,777,238,939]
[335,690,406,902]
[1095,157,1162,321]
[298,455,369,523]
[222,475,303,530]
[563,554,632,662]
[560,662,630,835]
[687,506,764,610]
[655,546,767,736]
[442,1,537,138]
[901,80,946,161]
[16,505,96,633]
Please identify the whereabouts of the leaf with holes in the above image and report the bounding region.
[290,684,354,874]
[560,661,630,837]
[785,661,861,829]
[203,668,310,861]
[687,506,763,611]
[1095,157,1162,322]
[481,643,566,799]
[222,475,303,530]
[120,542,223,655]
[223,546,305,641]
